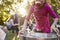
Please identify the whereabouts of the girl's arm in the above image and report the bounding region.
[19,5,34,33]
[46,4,59,34]
[51,18,59,34]
[11,19,15,26]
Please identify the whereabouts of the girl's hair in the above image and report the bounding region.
[32,0,46,5]
[10,15,14,19]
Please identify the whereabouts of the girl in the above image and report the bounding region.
[20,0,59,35]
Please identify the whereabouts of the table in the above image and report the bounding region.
[19,32,58,40]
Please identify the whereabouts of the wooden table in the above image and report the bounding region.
[19,32,58,40]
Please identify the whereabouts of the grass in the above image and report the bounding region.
[4,29,19,40]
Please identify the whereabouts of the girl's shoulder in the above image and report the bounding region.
[29,4,35,9]
[28,4,35,11]
[10,19,13,21]
[43,3,51,9]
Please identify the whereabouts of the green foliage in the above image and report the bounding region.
[0,0,26,25]
[0,0,13,25]
[49,0,60,25]
[51,0,60,14]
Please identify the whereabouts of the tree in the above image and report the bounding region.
[0,0,13,25]
[51,0,60,25]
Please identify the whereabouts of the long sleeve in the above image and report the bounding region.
[26,5,34,21]
[46,4,58,18]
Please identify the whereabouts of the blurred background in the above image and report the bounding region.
[0,0,60,40]
[0,0,60,26]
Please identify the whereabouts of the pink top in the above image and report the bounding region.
[26,4,58,33]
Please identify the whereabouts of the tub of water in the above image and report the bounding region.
[19,32,58,40]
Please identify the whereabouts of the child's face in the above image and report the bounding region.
[35,0,45,6]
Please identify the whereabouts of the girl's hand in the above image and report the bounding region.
[51,25,59,35]
[18,28,26,34]
[18,25,26,34]
[54,28,59,35]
